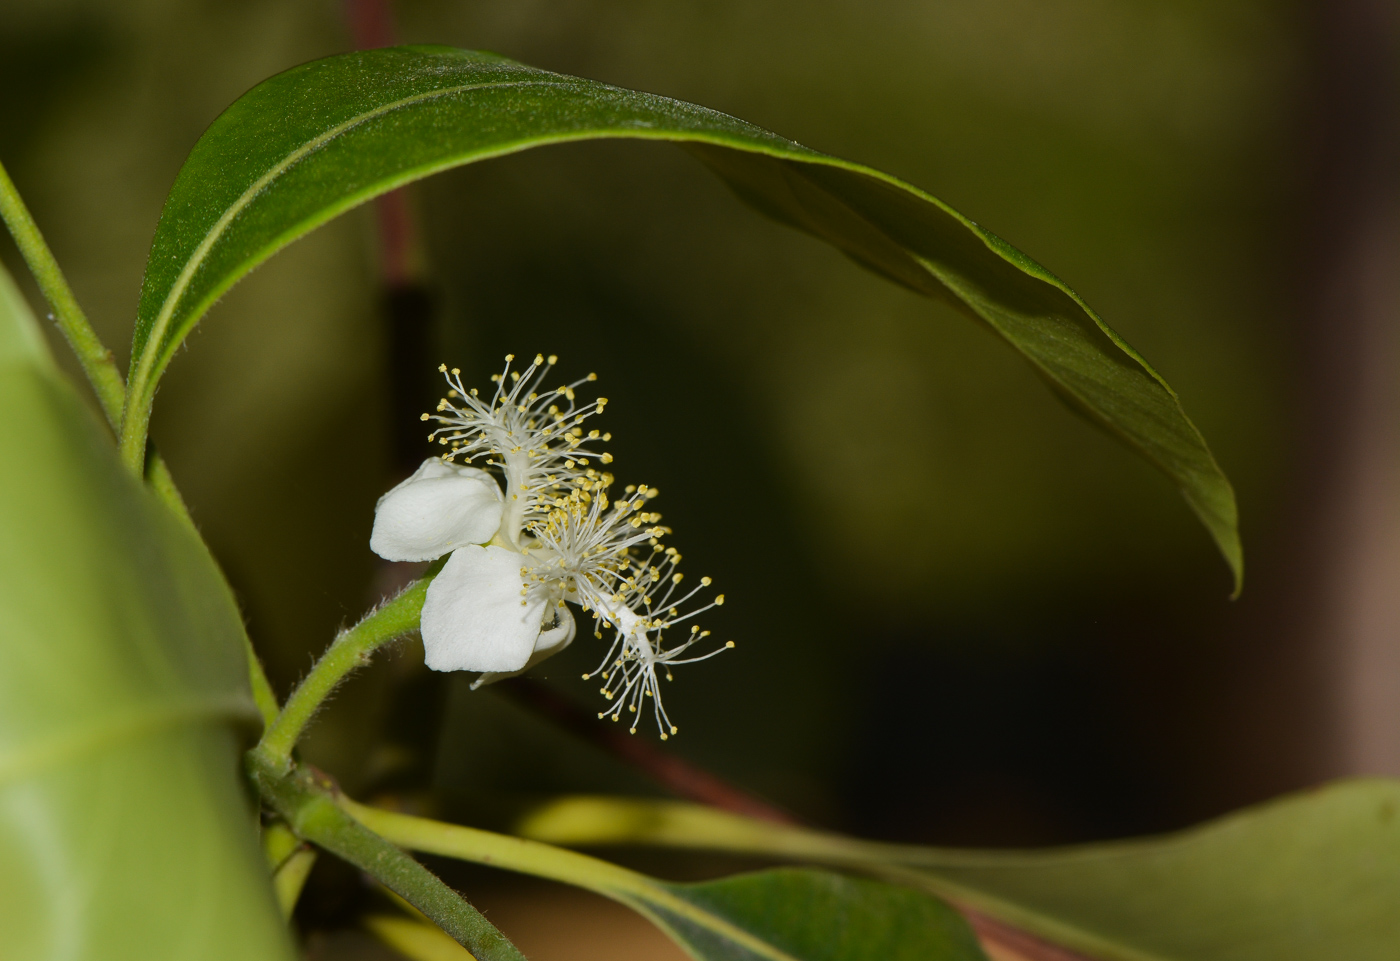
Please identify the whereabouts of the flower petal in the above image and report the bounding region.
[470,606,576,689]
[420,545,545,672]
[370,458,503,561]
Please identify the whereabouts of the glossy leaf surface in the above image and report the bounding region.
[128,45,1240,587]
[0,263,294,961]
[519,779,1400,961]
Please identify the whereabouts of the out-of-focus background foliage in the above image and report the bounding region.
[3,0,1397,950]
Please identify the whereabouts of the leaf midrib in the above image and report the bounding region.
[130,77,558,399]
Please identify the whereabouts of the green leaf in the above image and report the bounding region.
[365,914,475,961]
[652,869,988,961]
[0,262,295,960]
[517,779,1400,961]
[348,800,988,961]
[125,45,1240,589]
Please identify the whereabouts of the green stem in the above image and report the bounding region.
[262,820,303,872]
[0,159,126,425]
[341,798,794,958]
[257,579,429,766]
[0,158,280,720]
[119,394,153,474]
[247,754,525,961]
[345,798,658,901]
[246,636,281,729]
[147,450,197,531]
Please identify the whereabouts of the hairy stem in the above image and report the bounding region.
[0,159,279,714]
[257,579,429,765]
[0,159,126,424]
[247,754,525,961]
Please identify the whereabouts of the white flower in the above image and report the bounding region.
[370,354,729,736]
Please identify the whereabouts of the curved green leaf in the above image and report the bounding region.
[126,45,1240,588]
[349,800,987,961]
[0,262,294,960]
[517,779,1400,961]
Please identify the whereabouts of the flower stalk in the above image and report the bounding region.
[256,578,430,766]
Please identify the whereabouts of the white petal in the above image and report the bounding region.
[470,606,577,689]
[420,545,545,672]
[370,458,503,562]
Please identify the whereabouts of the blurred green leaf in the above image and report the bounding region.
[365,914,476,961]
[351,800,987,961]
[126,45,1240,588]
[0,262,295,960]
[518,779,1400,961]
[653,868,989,961]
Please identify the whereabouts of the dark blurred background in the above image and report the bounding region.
[2,0,1398,952]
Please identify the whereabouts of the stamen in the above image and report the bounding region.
[423,354,730,736]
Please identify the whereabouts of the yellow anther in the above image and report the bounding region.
[420,413,430,421]
[716,595,725,605]
[439,363,448,372]
[548,354,558,365]
[505,353,514,361]
[452,367,461,375]
[534,354,544,365]
[726,641,736,648]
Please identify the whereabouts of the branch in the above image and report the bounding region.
[247,752,525,961]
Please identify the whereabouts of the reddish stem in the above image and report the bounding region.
[499,678,797,824]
